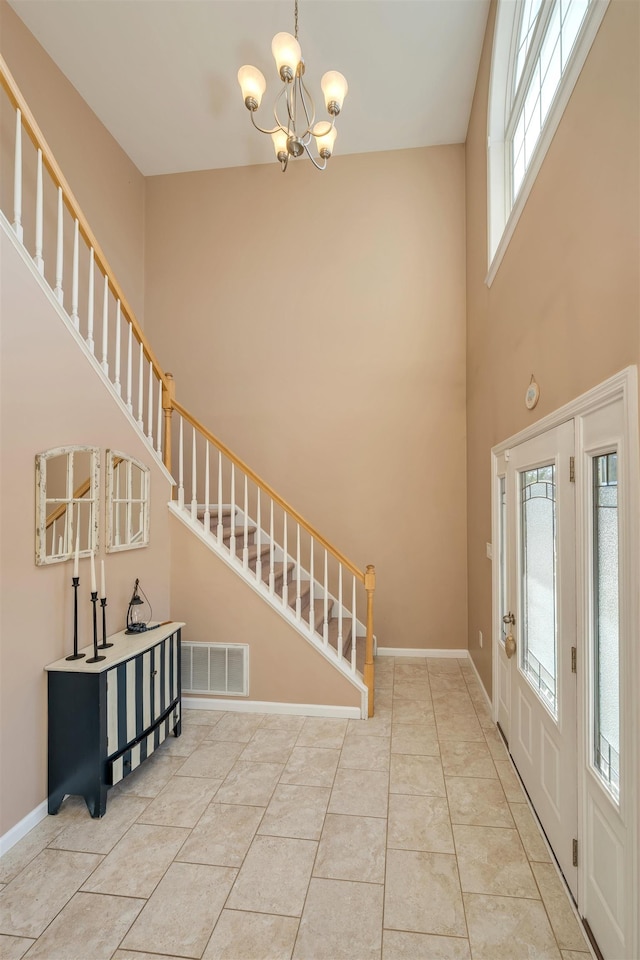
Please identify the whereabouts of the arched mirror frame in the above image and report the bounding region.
[35,445,100,566]
[106,450,150,553]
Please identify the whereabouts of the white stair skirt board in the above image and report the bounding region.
[183,698,361,719]
[376,647,468,658]
[0,800,48,856]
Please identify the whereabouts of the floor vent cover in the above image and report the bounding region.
[181,642,248,696]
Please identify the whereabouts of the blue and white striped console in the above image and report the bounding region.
[45,622,184,818]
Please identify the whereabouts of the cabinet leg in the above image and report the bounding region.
[173,718,182,738]
[86,786,108,819]
[48,792,64,815]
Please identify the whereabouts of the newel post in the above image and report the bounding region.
[162,372,175,475]
[364,564,376,718]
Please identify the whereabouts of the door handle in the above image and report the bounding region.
[503,612,516,659]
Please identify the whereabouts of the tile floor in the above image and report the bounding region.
[0,656,593,960]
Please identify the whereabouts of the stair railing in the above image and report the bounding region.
[0,54,376,715]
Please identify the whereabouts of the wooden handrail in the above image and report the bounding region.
[0,55,168,388]
[171,397,366,582]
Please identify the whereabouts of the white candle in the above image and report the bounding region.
[73,533,79,578]
[100,560,106,599]
[90,551,97,594]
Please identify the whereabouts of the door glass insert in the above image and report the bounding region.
[520,464,557,716]
[499,475,507,644]
[593,452,619,800]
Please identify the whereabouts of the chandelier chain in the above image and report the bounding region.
[294,0,299,40]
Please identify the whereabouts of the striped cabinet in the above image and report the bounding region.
[46,623,183,819]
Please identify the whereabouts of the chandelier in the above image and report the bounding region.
[237,0,348,171]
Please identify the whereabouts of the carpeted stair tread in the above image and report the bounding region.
[196,505,236,522]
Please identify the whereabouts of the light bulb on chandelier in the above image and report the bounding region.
[237,0,348,171]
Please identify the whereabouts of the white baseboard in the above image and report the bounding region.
[376,647,468,659]
[0,800,48,857]
[465,652,493,710]
[183,697,361,719]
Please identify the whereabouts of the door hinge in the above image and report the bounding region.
[569,456,575,482]
[571,646,577,673]
[572,838,578,867]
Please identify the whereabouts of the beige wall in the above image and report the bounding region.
[0,229,172,835]
[0,0,146,321]
[145,146,468,652]
[170,516,361,710]
[465,0,640,693]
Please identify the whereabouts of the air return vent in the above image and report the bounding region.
[181,643,248,696]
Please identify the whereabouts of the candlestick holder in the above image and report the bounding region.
[66,576,86,661]
[98,597,113,649]
[86,591,106,663]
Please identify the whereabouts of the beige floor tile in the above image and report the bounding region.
[433,700,478,722]
[446,777,514,827]
[258,784,330,840]
[203,910,299,960]
[0,813,72,883]
[464,893,561,959]
[314,813,386,883]
[390,754,446,797]
[240,727,299,763]
[205,712,265,742]
[81,823,189,896]
[484,727,509,760]
[532,862,590,952]
[226,835,316,916]
[111,754,186,799]
[182,707,223,727]
[280,746,340,787]
[391,722,439,757]
[293,877,383,960]
[453,824,538,898]
[296,717,348,749]
[494,759,527,802]
[0,935,35,959]
[20,891,143,960]
[339,733,390,772]
[427,659,463,676]
[440,741,497,779]
[560,953,591,960]
[509,803,552,862]
[155,723,211,757]
[392,700,434,724]
[177,802,264,867]
[48,795,149,854]
[430,676,469,694]
[393,680,432,701]
[382,930,471,959]
[259,714,306,732]
[121,862,236,958]
[435,714,485,742]
[137,776,221,827]
[214,761,283,806]
[384,849,466,936]
[113,953,189,960]
[328,768,389,818]
[0,849,102,938]
[387,795,454,854]
[175,740,245,779]
[348,716,392,738]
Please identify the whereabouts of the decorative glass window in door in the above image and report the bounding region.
[106,451,150,552]
[520,464,558,716]
[35,446,99,565]
[593,452,620,800]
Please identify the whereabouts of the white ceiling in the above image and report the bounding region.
[8,0,490,177]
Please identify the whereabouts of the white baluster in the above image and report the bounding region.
[54,187,64,305]
[243,475,249,569]
[137,341,144,429]
[71,219,79,329]
[114,301,122,395]
[191,425,198,520]
[126,322,133,413]
[255,490,262,584]
[52,519,57,556]
[282,515,288,607]
[295,523,301,619]
[178,416,184,508]
[101,274,109,375]
[351,575,357,672]
[217,451,224,544]
[337,563,343,659]
[269,500,275,594]
[204,441,210,534]
[13,109,23,242]
[147,362,154,443]
[156,378,163,456]
[34,149,44,273]
[308,537,315,633]
[58,535,63,557]
[323,550,329,645]
[230,465,236,558]
[86,248,95,353]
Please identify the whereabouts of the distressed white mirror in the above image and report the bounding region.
[35,446,100,565]
[106,451,150,552]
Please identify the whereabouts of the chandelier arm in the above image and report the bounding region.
[298,74,317,136]
[249,110,283,137]
[302,140,328,171]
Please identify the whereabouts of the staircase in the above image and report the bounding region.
[0,54,376,716]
